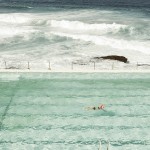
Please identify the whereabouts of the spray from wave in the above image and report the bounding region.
[51,32,150,55]
[50,20,130,34]
[0,9,150,68]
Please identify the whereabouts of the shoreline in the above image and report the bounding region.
[0,69,150,73]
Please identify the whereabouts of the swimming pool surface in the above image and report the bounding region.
[0,73,150,150]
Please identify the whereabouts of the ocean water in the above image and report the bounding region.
[0,73,150,150]
[0,0,150,69]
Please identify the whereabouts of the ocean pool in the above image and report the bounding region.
[0,73,150,150]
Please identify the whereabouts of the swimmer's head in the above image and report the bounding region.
[99,104,105,109]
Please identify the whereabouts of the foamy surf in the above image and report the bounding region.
[0,7,150,70]
[51,31,150,55]
[50,20,129,34]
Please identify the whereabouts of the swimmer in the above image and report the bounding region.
[98,104,105,110]
[98,104,106,111]
[85,104,105,111]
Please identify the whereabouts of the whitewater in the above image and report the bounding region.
[0,6,150,70]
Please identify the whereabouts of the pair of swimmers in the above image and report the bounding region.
[86,104,105,110]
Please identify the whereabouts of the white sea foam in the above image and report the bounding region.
[51,32,150,54]
[0,9,150,69]
[50,20,129,34]
[0,26,35,39]
[0,14,36,40]
[0,13,31,24]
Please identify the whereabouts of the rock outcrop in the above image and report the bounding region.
[93,55,128,63]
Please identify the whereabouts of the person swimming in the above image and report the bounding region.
[86,104,105,110]
[98,104,105,110]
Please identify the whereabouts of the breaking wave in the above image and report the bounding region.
[51,32,150,54]
[0,9,150,65]
[50,20,130,34]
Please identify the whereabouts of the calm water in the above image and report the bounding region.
[0,73,150,149]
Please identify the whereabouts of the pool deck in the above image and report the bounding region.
[0,69,150,73]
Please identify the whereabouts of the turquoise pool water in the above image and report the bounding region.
[0,73,150,150]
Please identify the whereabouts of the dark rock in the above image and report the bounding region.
[93,55,128,63]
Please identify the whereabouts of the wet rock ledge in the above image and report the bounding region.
[93,55,128,63]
